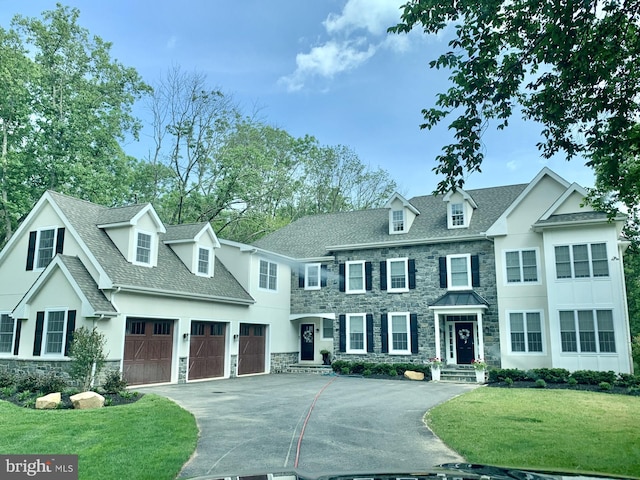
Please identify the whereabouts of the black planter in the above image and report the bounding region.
[321,352,331,365]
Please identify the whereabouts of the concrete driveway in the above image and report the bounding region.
[140,374,477,478]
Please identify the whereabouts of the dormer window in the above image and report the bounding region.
[391,210,405,232]
[450,203,464,226]
[26,227,65,272]
[135,232,152,265]
[197,247,211,276]
[36,229,56,269]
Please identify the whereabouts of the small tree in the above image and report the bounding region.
[68,326,106,391]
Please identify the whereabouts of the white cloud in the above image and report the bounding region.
[506,160,518,171]
[280,0,407,91]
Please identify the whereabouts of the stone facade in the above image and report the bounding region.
[290,240,500,366]
[0,359,122,388]
[270,352,299,373]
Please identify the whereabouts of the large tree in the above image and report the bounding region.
[0,4,150,244]
[389,0,640,232]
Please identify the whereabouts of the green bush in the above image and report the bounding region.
[535,379,547,388]
[616,373,640,388]
[15,373,40,393]
[388,368,398,376]
[488,368,529,383]
[570,370,617,385]
[567,377,578,386]
[504,377,514,387]
[331,360,348,373]
[599,382,612,391]
[363,369,372,376]
[530,368,570,383]
[102,370,128,394]
[340,367,350,375]
[0,370,15,388]
[68,326,107,391]
[36,372,67,394]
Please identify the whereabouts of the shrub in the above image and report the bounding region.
[530,368,570,384]
[535,379,547,388]
[15,373,40,393]
[340,367,350,375]
[599,382,612,391]
[102,370,128,394]
[363,369,372,376]
[488,368,528,383]
[616,373,640,388]
[331,360,348,373]
[388,368,398,376]
[0,370,15,388]
[567,377,578,386]
[570,370,617,385]
[36,372,67,394]
[1,385,16,397]
[68,326,107,391]
[628,386,640,396]
[504,377,514,387]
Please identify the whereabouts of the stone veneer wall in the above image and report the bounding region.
[270,352,299,373]
[0,358,122,388]
[289,239,501,367]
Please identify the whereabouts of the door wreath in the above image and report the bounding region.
[458,328,471,343]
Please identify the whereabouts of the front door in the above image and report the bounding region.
[300,324,315,361]
[455,322,475,364]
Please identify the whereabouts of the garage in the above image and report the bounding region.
[123,318,174,385]
[237,323,266,375]
[189,321,226,380]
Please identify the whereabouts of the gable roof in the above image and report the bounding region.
[46,191,253,305]
[253,184,527,258]
[164,222,221,248]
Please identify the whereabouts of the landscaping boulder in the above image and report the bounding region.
[404,370,425,381]
[36,392,61,410]
[70,391,105,410]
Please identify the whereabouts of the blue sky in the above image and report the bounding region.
[1,0,594,198]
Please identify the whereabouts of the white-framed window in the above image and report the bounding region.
[305,263,321,290]
[346,313,366,353]
[508,311,544,353]
[0,313,15,354]
[35,228,56,269]
[322,318,333,340]
[135,231,152,265]
[259,259,278,291]
[197,247,212,276]
[559,309,616,353]
[387,258,409,292]
[450,203,465,227]
[554,243,609,279]
[44,309,68,355]
[447,254,471,290]
[388,312,411,354]
[346,261,366,294]
[505,249,539,284]
[391,210,405,233]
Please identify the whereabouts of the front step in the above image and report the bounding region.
[440,365,480,383]
[285,364,334,375]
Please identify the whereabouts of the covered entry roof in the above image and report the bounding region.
[431,291,489,308]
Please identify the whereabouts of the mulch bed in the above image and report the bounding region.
[0,390,144,409]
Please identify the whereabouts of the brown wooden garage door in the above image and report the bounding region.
[237,323,266,375]
[123,318,174,385]
[189,321,226,380]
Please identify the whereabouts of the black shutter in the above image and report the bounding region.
[26,231,37,271]
[338,263,345,292]
[338,315,346,352]
[365,262,372,291]
[410,313,419,354]
[55,227,65,255]
[64,310,76,356]
[408,259,416,289]
[298,265,305,288]
[381,314,389,353]
[321,264,328,287]
[380,261,387,290]
[13,319,21,356]
[439,257,447,288]
[366,314,374,352]
[471,255,480,287]
[33,311,45,356]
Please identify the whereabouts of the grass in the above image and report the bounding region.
[428,388,640,478]
[0,394,198,480]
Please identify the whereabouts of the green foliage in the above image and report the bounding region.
[488,368,529,383]
[567,377,578,386]
[632,335,640,371]
[504,377,513,387]
[389,0,640,236]
[68,326,107,391]
[529,368,570,384]
[570,370,617,385]
[14,373,40,393]
[331,360,428,377]
[36,372,67,394]
[599,382,612,391]
[0,370,15,388]
[534,379,547,388]
[616,373,640,388]
[101,370,128,394]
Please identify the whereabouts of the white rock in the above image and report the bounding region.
[70,391,105,410]
[404,370,425,381]
[36,392,61,409]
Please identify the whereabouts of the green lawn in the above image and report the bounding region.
[428,388,640,478]
[0,394,198,480]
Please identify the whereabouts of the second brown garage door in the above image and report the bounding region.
[237,323,266,375]
[189,321,226,380]
[123,318,174,385]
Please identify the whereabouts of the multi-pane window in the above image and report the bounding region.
[554,243,609,279]
[388,258,408,291]
[305,263,321,290]
[448,255,471,289]
[509,311,543,352]
[347,314,365,352]
[559,310,616,353]
[259,259,278,290]
[44,310,66,355]
[505,250,538,283]
[136,232,152,264]
[322,318,333,340]
[346,261,365,293]
[389,313,410,354]
[0,313,15,353]
[450,203,464,226]
[391,210,405,232]
[197,247,210,275]
[36,228,56,269]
